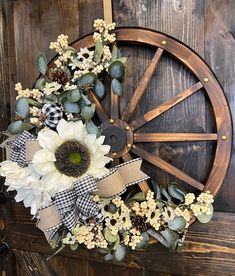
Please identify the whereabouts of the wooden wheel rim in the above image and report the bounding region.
[69,27,232,197]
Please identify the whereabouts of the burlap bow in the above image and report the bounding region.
[37,175,102,241]
[37,158,150,242]
[6,131,36,167]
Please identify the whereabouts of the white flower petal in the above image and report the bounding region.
[38,130,61,152]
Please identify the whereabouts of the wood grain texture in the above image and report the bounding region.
[7,211,235,276]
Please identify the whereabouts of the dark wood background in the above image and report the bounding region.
[0,0,235,275]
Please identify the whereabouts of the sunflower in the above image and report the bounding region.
[0,161,52,215]
[32,119,111,193]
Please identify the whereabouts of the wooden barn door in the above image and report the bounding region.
[1,0,235,275]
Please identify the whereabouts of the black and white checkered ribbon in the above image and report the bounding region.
[38,175,102,240]
[7,131,35,167]
[41,103,63,128]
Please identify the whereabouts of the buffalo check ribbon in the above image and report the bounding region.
[37,158,149,242]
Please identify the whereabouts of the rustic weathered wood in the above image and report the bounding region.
[111,88,119,119]
[131,144,204,190]
[134,133,218,142]
[130,82,203,131]
[86,88,109,122]
[7,211,235,275]
[121,48,164,122]
[72,28,232,196]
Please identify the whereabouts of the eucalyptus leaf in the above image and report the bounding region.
[78,72,97,86]
[151,181,161,199]
[81,104,95,121]
[168,217,186,232]
[112,234,120,251]
[161,187,172,201]
[168,182,186,202]
[7,121,23,135]
[104,253,113,261]
[113,244,126,262]
[44,93,57,103]
[46,245,66,261]
[94,38,103,62]
[34,77,46,90]
[70,243,78,251]
[27,98,43,108]
[67,89,81,102]
[66,46,78,53]
[148,228,177,249]
[197,204,213,223]
[22,122,34,131]
[58,91,68,105]
[86,121,101,136]
[111,78,123,96]
[116,57,127,64]
[108,203,118,214]
[126,192,145,203]
[81,93,92,105]
[94,80,105,99]
[104,228,118,243]
[108,61,125,79]
[63,101,80,113]
[111,45,118,60]
[136,232,149,249]
[36,52,47,75]
[15,97,29,119]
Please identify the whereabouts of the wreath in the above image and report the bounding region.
[0,19,214,263]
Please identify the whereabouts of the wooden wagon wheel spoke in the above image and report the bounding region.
[134,133,218,142]
[69,27,232,199]
[110,88,119,119]
[130,81,203,130]
[131,144,204,191]
[86,88,109,122]
[122,152,150,194]
[121,48,164,122]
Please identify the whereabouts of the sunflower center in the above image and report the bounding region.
[54,140,90,178]
[69,152,82,165]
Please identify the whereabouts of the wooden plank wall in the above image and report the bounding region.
[0,0,235,275]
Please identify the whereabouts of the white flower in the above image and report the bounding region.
[32,119,111,193]
[77,48,94,61]
[43,82,61,95]
[0,161,52,215]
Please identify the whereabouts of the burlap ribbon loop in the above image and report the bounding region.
[37,159,149,242]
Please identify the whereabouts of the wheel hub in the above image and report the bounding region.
[101,119,133,158]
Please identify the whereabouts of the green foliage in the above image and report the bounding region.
[67,89,81,102]
[81,104,95,121]
[58,91,68,105]
[136,232,149,249]
[113,244,126,262]
[168,182,186,202]
[168,217,186,232]
[34,77,46,90]
[108,61,125,79]
[111,78,123,96]
[94,80,105,99]
[94,39,103,62]
[15,97,29,119]
[7,121,23,135]
[126,192,145,204]
[197,204,214,223]
[148,228,179,250]
[70,243,78,251]
[36,52,47,75]
[86,121,101,137]
[104,228,118,243]
[63,101,80,113]
[78,72,97,86]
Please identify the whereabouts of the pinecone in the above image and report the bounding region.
[131,215,150,232]
[47,68,69,85]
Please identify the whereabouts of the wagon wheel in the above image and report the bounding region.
[71,27,232,199]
